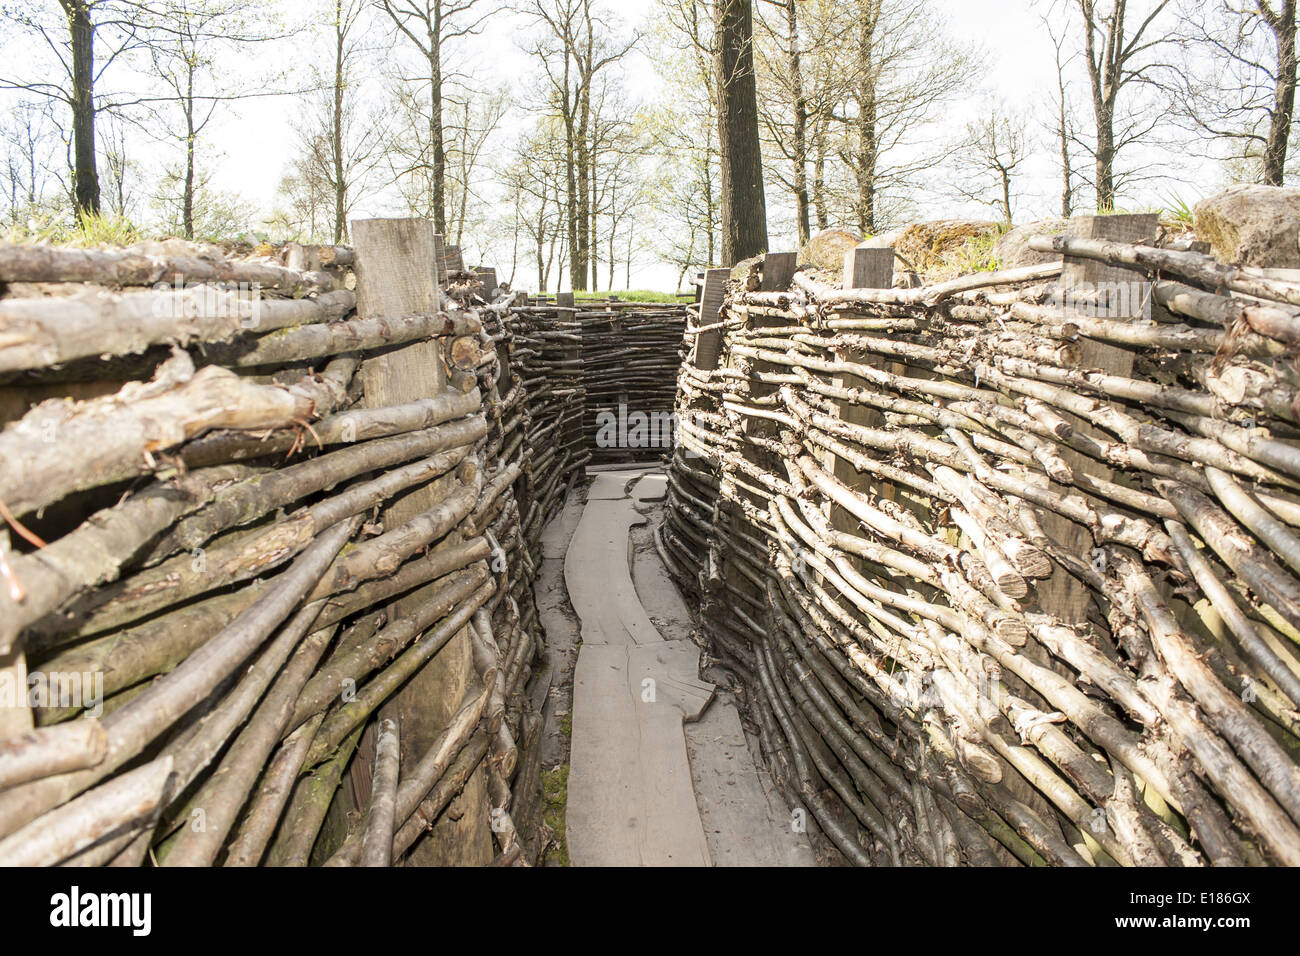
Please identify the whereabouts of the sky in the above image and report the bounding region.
[212,0,1063,209]
[2,0,1232,292]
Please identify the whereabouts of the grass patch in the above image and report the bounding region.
[4,212,143,247]
[945,230,1003,274]
[541,765,571,866]
[558,713,572,737]
[572,289,683,303]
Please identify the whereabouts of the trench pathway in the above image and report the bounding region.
[561,466,813,867]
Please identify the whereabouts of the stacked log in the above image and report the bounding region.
[665,237,1300,867]
[0,234,547,866]
[500,305,587,531]
[575,304,687,464]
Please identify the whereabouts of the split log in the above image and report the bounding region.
[141,418,485,563]
[157,618,336,866]
[205,310,483,370]
[43,449,471,640]
[322,680,490,866]
[0,350,318,517]
[1029,234,1300,311]
[0,517,357,840]
[222,715,323,867]
[0,243,334,295]
[0,463,252,652]
[179,387,482,468]
[302,577,496,766]
[0,756,173,867]
[0,287,356,373]
[0,720,107,790]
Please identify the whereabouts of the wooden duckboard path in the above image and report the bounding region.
[564,470,715,866]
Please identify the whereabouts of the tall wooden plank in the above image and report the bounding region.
[445,244,466,275]
[843,245,893,290]
[692,267,731,371]
[759,251,797,292]
[830,247,895,533]
[1036,214,1159,627]
[350,218,492,866]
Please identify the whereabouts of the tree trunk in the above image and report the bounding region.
[429,2,447,236]
[575,71,591,290]
[786,0,810,247]
[608,223,615,290]
[852,0,881,236]
[1054,38,1074,217]
[703,134,716,264]
[715,0,768,265]
[183,70,196,240]
[561,55,582,292]
[63,0,99,219]
[1263,0,1298,186]
[332,0,347,243]
[812,113,828,231]
[1081,0,1118,211]
[1094,103,1115,210]
[589,146,599,291]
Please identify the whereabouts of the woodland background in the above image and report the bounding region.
[0,0,1295,292]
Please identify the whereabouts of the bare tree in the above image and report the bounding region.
[518,121,569,291]
[0,1,147,219]
[499,125,567,290]
[1056,0,1173,210]
[271,162,332,239]
[1045,17,1079,217]
[377,0,491,236]
[715,0,767,263]
[444,86,508,250]
[0,99,63,222]
[1167,0,1298,185]
[288,0,389,242]
[99,113,136,218]
[519,0,637,290]
[651,0,719,268]
[954,109,1028,225]
[828,0,972,236]
[153,159,255,237]
[755,0,809,244]
[142,0,295,238]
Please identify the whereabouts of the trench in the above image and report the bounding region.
[4,220,1300,869]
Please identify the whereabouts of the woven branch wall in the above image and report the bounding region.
[663,230,1300,867]
[0,232,573,866]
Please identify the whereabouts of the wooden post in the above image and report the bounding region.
[760,251,797,292]
[350,218,492,866]
[556,291,575,308]
[432,234,448,286]
[691,267,731,371]
[843,244,893,290]
[1036,213,1159,627]
[829,246,895,534]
